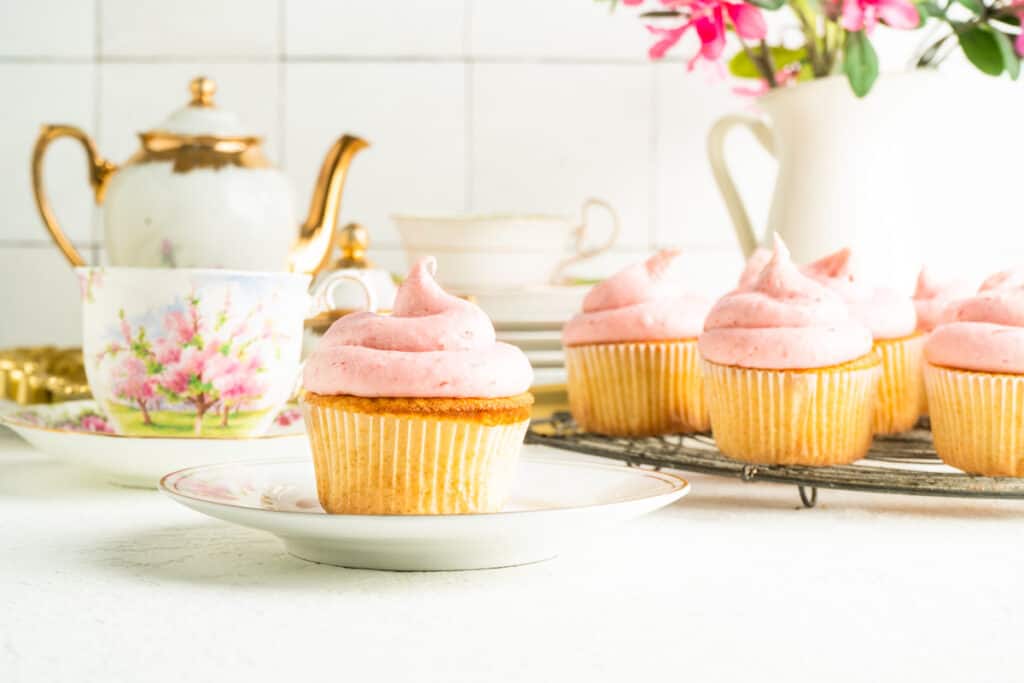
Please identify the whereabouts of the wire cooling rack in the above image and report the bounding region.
[526,413,1024,508]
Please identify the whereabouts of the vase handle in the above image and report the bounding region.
[706,114,775,258]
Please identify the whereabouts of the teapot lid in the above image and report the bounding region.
[148,76,256,138]
[136,76,269,169]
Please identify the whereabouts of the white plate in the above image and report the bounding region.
[532,367,567,387]
[471,285,588,328]
[160,447,688,571]
[1,400,306,489]
[525,349,565,367]
[496,329,564,351]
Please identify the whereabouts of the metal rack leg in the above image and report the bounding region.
[798,486,818,508]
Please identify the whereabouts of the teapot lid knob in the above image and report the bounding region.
[189,76,217,108]
[337,222,371,268]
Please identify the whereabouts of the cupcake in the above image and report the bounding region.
[699,240,879,466]
[912,267,974,415]
[302,257,534,514]
[803,248,922,434]
[925,286,1024,476]
[562,249,714,436]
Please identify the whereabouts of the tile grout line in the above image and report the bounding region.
[277,0,287,169]
[92,0,103,257]
[463,0,473,212]
[648,63,658,252]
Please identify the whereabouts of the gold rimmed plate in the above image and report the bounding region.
[2,400,306,489]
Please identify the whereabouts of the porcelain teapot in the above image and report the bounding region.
[32,76,368,274]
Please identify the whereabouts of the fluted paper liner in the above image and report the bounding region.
[702,357,879,466]
[872,334,925,434]
[303,403,529,514]
[925,363,1024,476]
[566,340,708,437]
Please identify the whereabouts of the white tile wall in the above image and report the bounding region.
[5,0,982,348]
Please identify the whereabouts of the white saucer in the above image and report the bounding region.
[532,367,567,387]
[472,285,588,328]
[2,400,306,489]
[525,349,566,367]
[496,329,564,350]
[160,447,688,571]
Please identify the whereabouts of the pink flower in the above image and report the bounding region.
[164,310,195,345]
[120,318,132,345]
[839,0,919,32]
[113,356,156,402]
[275,408,302,427]
[78,414,115,434]
[645,0,766,69]
[152,337,181,365]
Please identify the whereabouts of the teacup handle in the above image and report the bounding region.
[550,198,620,285]
[309,271,378,317]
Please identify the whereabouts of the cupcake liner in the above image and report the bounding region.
[302,402,529,514]
[872,334,925,434]
[702,358,879,466]
[566,340,708,437]
[925,363,1024,476]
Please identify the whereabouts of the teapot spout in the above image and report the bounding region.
[288,134,369,275]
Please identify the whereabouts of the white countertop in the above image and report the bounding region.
[1,426,1021,683]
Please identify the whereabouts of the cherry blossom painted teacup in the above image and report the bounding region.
[77,267,374,438]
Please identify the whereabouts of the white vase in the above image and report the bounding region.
[708,72,1024,288]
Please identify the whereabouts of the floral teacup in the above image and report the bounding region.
[77,267,373,438]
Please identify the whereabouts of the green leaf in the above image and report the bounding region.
[958,25,1005,75]
[747,0,785,9]
[991,28,1020,79]
[728,47,807,79]
[917,0,944,17]
[956,0,984,13]
[843,31,879,97]
[993,13,1021,27]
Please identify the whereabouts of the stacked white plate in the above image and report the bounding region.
[470,285,589,389]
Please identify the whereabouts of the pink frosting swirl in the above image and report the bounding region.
[303,257,533,397]
[737,247,772,290]
[562,249,714,346]
[802,248,917,340]
[980,268,1024,292]
[926,286,1024,373]
[913,267,974,333]
[699,240,873,369]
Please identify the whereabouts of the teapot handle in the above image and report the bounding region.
[706,114,775,258]
[31,124,117,267]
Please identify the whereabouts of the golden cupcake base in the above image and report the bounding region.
[302,392,532,514]
[872,333,925,435]
[565,339,708,437]
[925,363,1024,476]
[702,355,880,466]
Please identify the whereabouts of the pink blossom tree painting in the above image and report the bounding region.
[98,290,277,436]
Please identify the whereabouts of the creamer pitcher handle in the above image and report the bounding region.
[706,114,775,258]
[310,271,378,317]
[31,124,117,267]
[550,198,621,285]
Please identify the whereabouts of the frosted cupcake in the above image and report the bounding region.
[913,267,973,415]
[804,248,922,434]
[302,257,534,514]
[699,240,879,466]
[925,286,1024,476]
[562,249,714,436]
